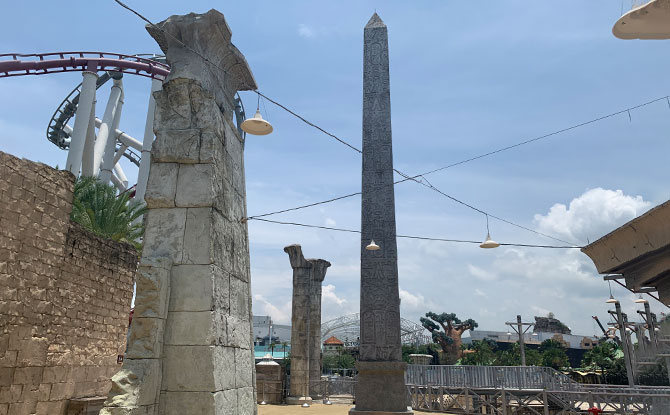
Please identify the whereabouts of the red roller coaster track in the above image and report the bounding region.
[0,52,170,79]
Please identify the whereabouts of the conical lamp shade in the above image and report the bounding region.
[366,240,380,251]
[634,295,647,304]
[241,109,273,135]
[606,295,618,304]
[479,233,500,249]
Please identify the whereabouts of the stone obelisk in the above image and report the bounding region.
[351,13,411,415]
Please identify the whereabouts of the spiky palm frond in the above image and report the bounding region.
[70,177,147,251]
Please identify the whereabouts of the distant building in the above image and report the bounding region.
[463,316,599,367]
[323,336,344,356]
[253,315,291,345]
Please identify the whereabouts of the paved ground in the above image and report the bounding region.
[258,403,437,415]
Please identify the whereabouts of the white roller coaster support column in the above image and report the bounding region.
[114,163,129,189]
[94,118,141,150]
[98,89,125,184]
[110,172,126,192]
[134,78,162,203]
[93,78,123,176]
[112,144,128,166]
[65,70,98,175]
[81,101,97,176]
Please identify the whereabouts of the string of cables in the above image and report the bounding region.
[112,0,665,249]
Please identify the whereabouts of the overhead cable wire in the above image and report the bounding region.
[250,217,581,249]
[246,95,670,243]
[113,0,659,248]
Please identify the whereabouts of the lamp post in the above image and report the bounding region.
[607,297,635,386]
[505,315,534,366]
[636,296,670,385]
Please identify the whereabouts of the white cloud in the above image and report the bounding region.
[467,264,498,281]
[533,188,651,244]
[298,24,315,38]
[325,217,337,227]
[322,284,347,306]
[474,288,487,297]
[399,289,423,310]
[253,294,292,325]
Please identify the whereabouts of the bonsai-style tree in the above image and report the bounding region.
[420,312,478,364]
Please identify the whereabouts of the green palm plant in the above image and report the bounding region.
[70,176,146,250]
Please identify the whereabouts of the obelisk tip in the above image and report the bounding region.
[365,12,386,29]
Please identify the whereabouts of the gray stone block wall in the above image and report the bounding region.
[101,9,257,415]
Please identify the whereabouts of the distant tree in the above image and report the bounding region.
[581,341,617,382]
[420,312,478,364]
[70,176,146,250]
[495,343,542,366]
[323,352,356,372]
[461,339,497,366]
[539,339,570,370]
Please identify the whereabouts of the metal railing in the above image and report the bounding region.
[407,384,670,414]
[405,364,580,390]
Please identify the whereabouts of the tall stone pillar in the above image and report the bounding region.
[351,13,412,415]
[101,10,258,415]
[284,245,330,404]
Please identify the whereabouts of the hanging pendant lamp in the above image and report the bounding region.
[479,214,500,249]
[606,295,618,304]
[480,233,500,249]
[241,94,273,135]
[634,295,648,304]
[241,109,273,135]
[366,240,380,251]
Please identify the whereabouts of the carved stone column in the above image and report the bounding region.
[284,245,330,404]
[101,10,257,415]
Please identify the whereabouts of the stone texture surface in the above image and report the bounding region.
[352,13,410,414]
[102,9,257,415]
[284,245,330,401]
[0,151,136,414]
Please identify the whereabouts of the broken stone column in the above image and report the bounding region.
[101,9,257,415]
[283,245,330,404]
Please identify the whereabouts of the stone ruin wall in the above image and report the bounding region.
[0,151,136,415]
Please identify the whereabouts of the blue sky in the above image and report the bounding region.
[2,1,669,337]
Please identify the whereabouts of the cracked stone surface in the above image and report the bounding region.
[102,9,257,415]
[284,245,330,401]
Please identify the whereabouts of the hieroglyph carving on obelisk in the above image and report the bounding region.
[351,13,412,415]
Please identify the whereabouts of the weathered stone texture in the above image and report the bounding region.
[103,9,257,415]
[284,245,330,402]
[0,151,136,414]
[352,13,410,415]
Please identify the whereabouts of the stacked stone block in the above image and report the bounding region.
[284,245,330,403]
[102,10,258,415]
[0,151,136,415]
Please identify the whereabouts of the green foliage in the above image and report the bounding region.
[581,341,617,377]
[70,176,146,250]
[322,352,356,371]
[461,339,497,366]
[638,360,670,386]
[495,343,542,366]
[539,339,569,369]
